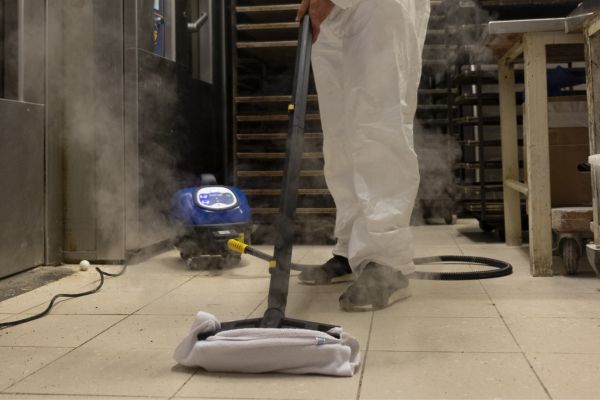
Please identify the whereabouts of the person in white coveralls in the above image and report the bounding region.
[296,0,431,311]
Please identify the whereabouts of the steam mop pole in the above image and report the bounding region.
[260,16,313,328]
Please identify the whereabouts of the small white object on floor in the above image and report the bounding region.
[79,260,90,271]
[174,311,361,376]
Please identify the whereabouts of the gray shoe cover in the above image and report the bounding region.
[339,263,411,311]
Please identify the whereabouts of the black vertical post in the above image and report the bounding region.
[260,16,312,328]
[0,0,4,98]
[473,6,487,231]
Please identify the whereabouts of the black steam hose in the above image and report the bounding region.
[0,265,127,330]
[227,240,513,280]
[412,255,512,280]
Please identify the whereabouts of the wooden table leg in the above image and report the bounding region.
[499,60,522,246]
[523,33,553,277]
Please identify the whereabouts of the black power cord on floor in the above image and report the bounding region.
[0,264,127,330]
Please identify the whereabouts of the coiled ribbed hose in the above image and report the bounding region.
[411,255,513,280]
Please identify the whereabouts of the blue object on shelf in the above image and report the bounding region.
[153,0,166,57]
[547,66,586,97]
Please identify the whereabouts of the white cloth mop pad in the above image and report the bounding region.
[174,312,361,376]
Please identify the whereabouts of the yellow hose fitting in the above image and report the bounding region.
[269,260,277,269]
[228,239,248,254]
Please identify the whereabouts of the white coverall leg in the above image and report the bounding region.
[311,0,430,275]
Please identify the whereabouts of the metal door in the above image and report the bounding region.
[0,0,45,278]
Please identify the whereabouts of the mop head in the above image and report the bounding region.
[174,312,361,376]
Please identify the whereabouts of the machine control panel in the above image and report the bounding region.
[195,187,238,211]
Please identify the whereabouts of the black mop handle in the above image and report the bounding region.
[260,15,313,328]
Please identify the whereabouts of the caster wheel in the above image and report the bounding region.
[223,254,242,268]
[479,221,495,233]
[496,228,506,242]
[186,257,222,271]
[445,214,458,225]
[562,239,580,275]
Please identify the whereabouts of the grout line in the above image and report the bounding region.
[0,275,105,316]
[335,315,502,320]
[479,279,554,399]
[367,349,523,354]
[450,230,461,249]
[2,311,133,317]
[125,276,199,316]
[4,274,197,318]
[6,345,582,355]
[0,314,129,394]
[355,311,375,400]
[169,367,201,400]
[169,276,293,399]
[0,345,74,349]
[1,392,168,398]
[171,275,266,399]
[245,296,268,319]
[293,246,312,264]
[174,397,323,400]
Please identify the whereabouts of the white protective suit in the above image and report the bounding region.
[312,0,430,274]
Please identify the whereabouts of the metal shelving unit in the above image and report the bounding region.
[413,0,458,224]
[447,0,581,234]
[445,1,522,233]
[232,0,335,242]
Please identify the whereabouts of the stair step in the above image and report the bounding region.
[237,133,322,141]
[237,170,324,177]
[244,188,330,196]
[237,152,323,159]
[253,207,336,215]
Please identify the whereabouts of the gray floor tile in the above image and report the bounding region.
[0,396,167,399]
[0,271,100,314]
[493,292,600,318]
[482,274,600,296]
[177,370,360,399]
[0,347,71,391]
[371,292,497,318]
[505,317,600,354]
[370,316,519,352]
[84,314,197,352]
[360,351,548,399]
[0,314,125,348]
[137,289,265,319]
[3,218,600,399]
[6,347,194,397]
[528,353,600,399]
[26,274,192,315]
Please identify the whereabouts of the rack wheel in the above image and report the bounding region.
[496,227,506,242]
[562,238,580,275]
[445,214,457,225]
[479,221,495,233]
[224,254,243,268]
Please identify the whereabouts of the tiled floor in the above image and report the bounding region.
[1,219,600,399]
